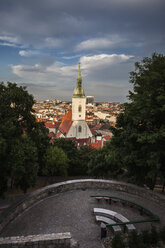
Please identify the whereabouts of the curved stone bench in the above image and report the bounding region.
[94,208,116,218]
[114,213,136,231]
[94,208,136,231]
[95,216,122,232]
[0,179,164,233]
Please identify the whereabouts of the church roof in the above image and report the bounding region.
[45,122,58,129]
[73,62,85,98]
[58,110,72,136]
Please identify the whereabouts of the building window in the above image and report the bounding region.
[78,105,82,112]
[78,126,82,132]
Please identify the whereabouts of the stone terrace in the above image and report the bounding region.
[0,180,165,248]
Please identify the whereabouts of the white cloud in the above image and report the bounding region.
[11,53,133,87]
[80,54,133,72]
[11,64,46,82]
[44,37,63,48]
[0,42,18,47]
[0,35,19,43]
[76,36,126,51]
[62,54,81,60]
[0,34,63,50]
[11,53,134,101]
[19,50,40,57]
[0,34,21,47]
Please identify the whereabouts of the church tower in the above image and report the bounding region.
[72,62,86,121]
[57,62,92,140]
[67,62,92,139]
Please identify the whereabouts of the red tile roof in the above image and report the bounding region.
[36,118,42,122]
[90,140,102,149]
[45,122,58,128]
[56,132,62,138]
[103,135,111,140]
[58,110,72,136]
[90,128,97,135]
[93,123,104,130]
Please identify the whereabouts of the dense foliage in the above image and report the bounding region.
[53,138,96,176]
[110,226,165,248]
[0,82,50,195]
[112,53,165,189]
[43,146,68,176]
[1,53,165,194]
[0,82,97,195]
[89,53,165,190]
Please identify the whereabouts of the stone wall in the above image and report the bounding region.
[0,179,165,235]
[0,232,71,248]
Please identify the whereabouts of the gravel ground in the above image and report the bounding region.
[0,188,164,248]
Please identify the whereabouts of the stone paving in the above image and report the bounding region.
[0,188,164,248]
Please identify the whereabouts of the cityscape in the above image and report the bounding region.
[0,0,165,248]
[34,97,122,148]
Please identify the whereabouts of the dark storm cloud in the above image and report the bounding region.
[0,0,164,53]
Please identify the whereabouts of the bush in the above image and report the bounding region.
[128,230,138,248]
[159,226,165,243]
[140,229,151,246]
[111,233,125,248]
[43,146,68,176]
[150,225,159,246]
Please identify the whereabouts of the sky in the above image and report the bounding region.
[0,0,165,102]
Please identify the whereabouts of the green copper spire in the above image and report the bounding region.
[77,62,82,85]
[73,62,85,98]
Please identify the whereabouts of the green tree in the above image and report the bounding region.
[0,82,49,195]
[87,140,123,178]
[150,226,159,246]
[128,230,144,248]
[9,136,38,193]
[30,122,50,174]
[88,148,106,176]
[140,229,151,246]
[0,135,8,195]
[43,146,68,176]
[53,138,79,175]
[77,145,97,175]
[108,53,165,189]
[159,226,165,243]
[111,232,125,248]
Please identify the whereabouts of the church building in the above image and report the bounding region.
[56,63,92,142]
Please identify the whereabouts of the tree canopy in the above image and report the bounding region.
[0,82,49,195]
[43,146,68,176]
[108,53,165,189]
[53,138,79,175]
[1,53,165,193]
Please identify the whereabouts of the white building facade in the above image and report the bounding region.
[68,62,92,139]
[57,63,92,139]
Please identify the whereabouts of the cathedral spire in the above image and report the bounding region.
[73,62,85,98]
[77,62,82,85]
